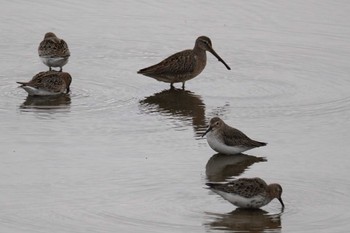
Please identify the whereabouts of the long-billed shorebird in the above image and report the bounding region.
[202,117,267,155]
[38,32,70,72]
[17,71,72,96]
[206,177,284,209]
[137,36,231,89]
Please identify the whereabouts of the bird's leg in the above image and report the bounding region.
[170,83,175,89]
[59,67,62,72]
[49,67,52,71]
[182,82,185,90]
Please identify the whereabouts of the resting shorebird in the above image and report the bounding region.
[38,32,70,71]
[137,36,230,89]
[202,117,267,155]
[17,71,72,96]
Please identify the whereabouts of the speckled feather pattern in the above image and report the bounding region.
[138,36,230,87]
[38,34,70,58]
[207,177,284,209]
[210,178,268,198]
[138,49,205,83]
[17,71,72,94]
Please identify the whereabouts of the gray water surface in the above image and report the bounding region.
[1,1,350,232]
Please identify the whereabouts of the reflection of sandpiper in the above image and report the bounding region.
[17,71,72,96]
[206,177,284,209]
[206,153,266,182]
[20,94,71,110]
[205,208,282,232]
[38,32,70,72]
[137,36,230,89]
[203,117,267,154]
[140,88,206,136]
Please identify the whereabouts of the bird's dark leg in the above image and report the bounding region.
[49,67,52,71]
[170,83,175,89]
[182,82,185,90]
[59,67,62,72]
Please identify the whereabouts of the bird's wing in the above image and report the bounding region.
[58,39,70,57]
[216,178,267,198]
[222,126,252,146]
[138,49,196,75]
[27,72,65,92]
[38,38,70,57]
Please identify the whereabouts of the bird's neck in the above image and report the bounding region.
[192,45,206,55]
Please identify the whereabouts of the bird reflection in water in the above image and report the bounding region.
[20,94,71,111]
[139,88,206,137]
[206,153,266,182]
[205,208,282,232]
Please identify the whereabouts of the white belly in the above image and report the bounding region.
[21,86,63,96]
[206,132,249,155]
[40,56,69,67]
[214,190,270,208]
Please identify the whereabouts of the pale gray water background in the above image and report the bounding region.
[1,0,350,232]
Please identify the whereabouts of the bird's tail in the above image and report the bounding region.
[205,182,222,190]
[252,140,267,147]
[16,81,27,85]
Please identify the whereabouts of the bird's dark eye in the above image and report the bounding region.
[201,40,209,46]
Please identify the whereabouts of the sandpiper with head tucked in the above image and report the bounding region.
[206,177,284,209]
[17,71,72,96]
[137,36,231,89]
[38,32,70,72]
[202,117,267,155]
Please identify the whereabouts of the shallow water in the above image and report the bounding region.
[1,0,350,232]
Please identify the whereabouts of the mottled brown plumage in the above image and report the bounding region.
[206,177,284,209]
[17,71,72,96]
[38,32,70,71]
[138,36,230,89]
[209,178,268,198]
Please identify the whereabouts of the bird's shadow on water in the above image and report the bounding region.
[19,94,71,111]
[139,88,207,137]
[205,153,267,182]
[204,208,282,232]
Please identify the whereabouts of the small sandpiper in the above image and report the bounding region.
[202,117,267,155]
[38,32,70,72]
[17,71,72,96]
[137,36,231,89]
[206,177,284,209]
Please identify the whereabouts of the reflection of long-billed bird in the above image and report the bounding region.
[137,36,230,89]
[140,88,206,136]
[203,117,267,154]
[206,153,266,182]
[207,177,284,209]
[205,208,282,232]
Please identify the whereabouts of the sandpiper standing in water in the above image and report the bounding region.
[38,32,70,72]
[137,36,231,89]
[202,117,267,155]
[206,177,284,209]
[17,71,72,96]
